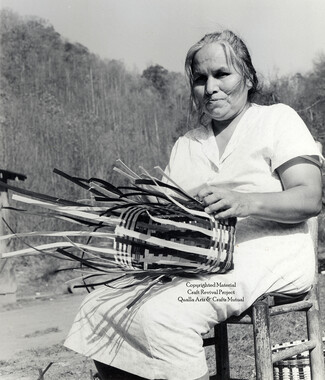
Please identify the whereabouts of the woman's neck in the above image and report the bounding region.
[211,102,251,158]
[211,102,251,137]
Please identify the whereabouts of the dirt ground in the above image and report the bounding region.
[1,275,325,380]
[0,293,97,380]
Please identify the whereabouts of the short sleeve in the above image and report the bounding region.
[270,104,323,171]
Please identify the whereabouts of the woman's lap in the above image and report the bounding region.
[64,230,315,379]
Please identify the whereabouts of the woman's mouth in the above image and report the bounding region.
[205,97,226,104]
[205,98,226,108]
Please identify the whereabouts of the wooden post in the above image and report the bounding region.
[214,324,230,380]
[252,300,273,380]
[307,215,325,379]
[0,190,17,304]
[0,169,27,306]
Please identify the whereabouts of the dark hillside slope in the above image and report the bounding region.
[0,9,189,196]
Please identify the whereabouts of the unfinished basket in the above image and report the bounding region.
[115,204,235,273]
[0,162,236,293]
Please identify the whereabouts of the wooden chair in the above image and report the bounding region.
[204,217,325,380]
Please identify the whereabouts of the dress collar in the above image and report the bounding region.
[192,104,255,167]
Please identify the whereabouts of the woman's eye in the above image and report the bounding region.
[193,75,206,83]
[216,72,229,78]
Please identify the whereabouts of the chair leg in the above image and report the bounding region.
[214,323,230,380]
[252,300,273,380]
[306,288,325,380]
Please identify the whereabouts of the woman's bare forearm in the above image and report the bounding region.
[237,185,322,223]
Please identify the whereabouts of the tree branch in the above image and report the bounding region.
[298,97,325,112]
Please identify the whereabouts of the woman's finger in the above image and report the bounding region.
[204,199,228,213]
[197,186,217,199]
[214,208,235,219]
[201,192,222,206]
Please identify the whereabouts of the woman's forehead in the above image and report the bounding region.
[193,43,230,71]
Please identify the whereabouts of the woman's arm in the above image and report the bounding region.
[198,157,323,223]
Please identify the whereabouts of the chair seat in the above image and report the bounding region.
[225,291,311,325]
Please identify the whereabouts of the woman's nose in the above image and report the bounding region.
[205,77,219,95]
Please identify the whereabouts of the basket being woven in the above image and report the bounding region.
[272,338,325,380]
[114,205,235,274]
[0,162,236,304]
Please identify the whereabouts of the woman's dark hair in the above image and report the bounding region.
[185,30,259,113]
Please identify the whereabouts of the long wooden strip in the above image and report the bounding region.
[0,178,88,206]
[12,194,120,225]
[89,181,132,200]
[115,159,141,179]
[137,169,212,219]
[154,166,200,203]
[1,242,117,259]
[113,167,138,181]
[136,171,195,202]
[88,177,123,195]
[0,231,115,241]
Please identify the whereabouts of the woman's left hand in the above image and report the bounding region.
[197,186,251,219]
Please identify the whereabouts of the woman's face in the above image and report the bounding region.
[192,42,252,121]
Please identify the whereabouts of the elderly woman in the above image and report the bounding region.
[64,30,322,380]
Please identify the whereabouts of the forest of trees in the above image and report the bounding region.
[0,9,190,196]
[0,9,324,286]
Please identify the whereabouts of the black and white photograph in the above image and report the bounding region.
[0,1,325,379]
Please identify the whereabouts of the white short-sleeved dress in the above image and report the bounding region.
[64,104,322,380]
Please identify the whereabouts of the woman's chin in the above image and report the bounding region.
[206,104,248,122]
[204,105,230,120]
[207,111,230,121]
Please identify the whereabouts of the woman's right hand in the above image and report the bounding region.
[197,186,252,219]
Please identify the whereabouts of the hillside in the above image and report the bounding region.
[0,9,190,187]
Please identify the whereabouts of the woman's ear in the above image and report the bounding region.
[246,79,253,89]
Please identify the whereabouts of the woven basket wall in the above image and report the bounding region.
[114,206,236,273]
